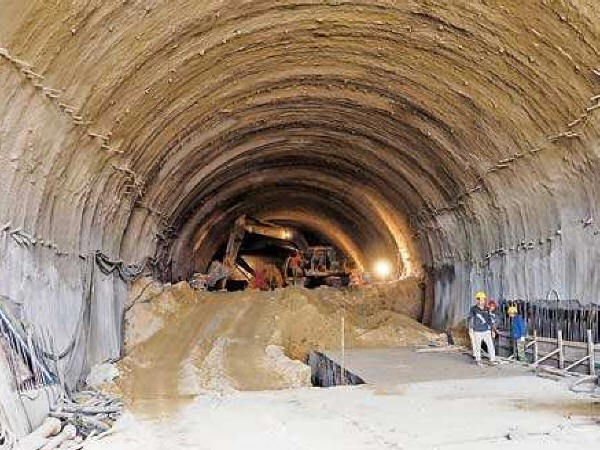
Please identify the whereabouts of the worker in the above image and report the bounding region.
[288,251,304,286]
[508,304,527,361]
[251,267,268,291]
[347,261,363,288]
[467,291,496,366]
[487,300,498,337]
[482,300,498,356]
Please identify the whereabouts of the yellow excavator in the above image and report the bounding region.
[198,215,349,290]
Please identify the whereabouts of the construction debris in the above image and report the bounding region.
[15,417,61,450]
[415,345,467,353]
[13,389,123,450]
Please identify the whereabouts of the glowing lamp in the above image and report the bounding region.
[374,259,392,279]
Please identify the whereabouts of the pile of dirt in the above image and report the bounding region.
[118,279,445,416]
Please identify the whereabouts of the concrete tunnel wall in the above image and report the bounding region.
[0,0,599,391]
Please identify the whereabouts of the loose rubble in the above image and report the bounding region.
[15,389,123,450]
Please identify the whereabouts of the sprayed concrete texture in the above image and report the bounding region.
[0,1,600,437]
[118,279,443,416]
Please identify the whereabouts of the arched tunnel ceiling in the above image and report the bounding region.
[1,1,599,310]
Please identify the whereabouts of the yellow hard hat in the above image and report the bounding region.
[475,291,487,300]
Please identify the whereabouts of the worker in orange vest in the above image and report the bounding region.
[288,251,304,285]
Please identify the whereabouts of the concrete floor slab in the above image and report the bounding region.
[90,348,600,450]
[324,347,531,388]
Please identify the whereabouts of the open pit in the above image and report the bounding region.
[1,1,600,448]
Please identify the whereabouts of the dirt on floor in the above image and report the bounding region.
[513,400,600,419]
[117,279,444,416]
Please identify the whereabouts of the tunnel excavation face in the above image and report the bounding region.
[163,160,418,289]
[0,1,599,392]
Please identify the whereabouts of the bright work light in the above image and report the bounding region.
[374,259,392,279]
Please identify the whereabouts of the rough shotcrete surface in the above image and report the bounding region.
[0,1,599,385]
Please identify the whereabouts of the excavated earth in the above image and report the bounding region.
[119,279,444,416]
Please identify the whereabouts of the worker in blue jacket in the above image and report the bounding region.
[508,304,527,361]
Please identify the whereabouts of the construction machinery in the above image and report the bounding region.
[197,215,350,290]
[285,245,349,288]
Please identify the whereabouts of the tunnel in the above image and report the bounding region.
[0,0,599,394]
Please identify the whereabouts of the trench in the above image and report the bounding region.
[307,351,366,387]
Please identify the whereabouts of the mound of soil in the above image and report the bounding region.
[119,280,444,416]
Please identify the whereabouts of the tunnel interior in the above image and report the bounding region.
[0,0,599,389]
